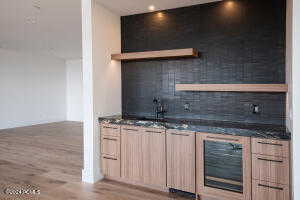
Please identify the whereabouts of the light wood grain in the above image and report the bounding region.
[121,126,144,183]
[100,123,121,178]
[252,180,290,200]
[251,138,290,158]
[111,48,199,61]
[166,129,196,193]
[176,84,288,92]
[121,126,166,188]
[101,123,121,137]
[196,132,252,200]
[141,127,167,187]
[101,136,120,158]
[102,156,121,178]
[252,154,289,185]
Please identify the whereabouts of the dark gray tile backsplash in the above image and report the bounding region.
[121,0,286,125]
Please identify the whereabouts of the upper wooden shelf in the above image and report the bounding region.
[175,84,288,93]
[111,48,199,61]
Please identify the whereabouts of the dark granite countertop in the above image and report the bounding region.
[99,115,291,140]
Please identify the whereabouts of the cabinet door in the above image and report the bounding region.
[167,130,195,193]
[252,180,289,200]
[121,126,143,182]
[141,128,166,187]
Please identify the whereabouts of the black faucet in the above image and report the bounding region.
[153,97,167,119]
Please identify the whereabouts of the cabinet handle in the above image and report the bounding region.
[258,184,283,191]
[170,133,190,137]
[123,128,138,132]
[103,156,117,161]
[257,158,283,163]
[258,142,283,146]
[103,138,117,141]
[103,126,118,130]
[206,136,239,142]
[145,130,163,134]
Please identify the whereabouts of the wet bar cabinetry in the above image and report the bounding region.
[166,129,196,193]
[121,125,166,188]
[251,138,290,200]
[100,124,121,178]
[100,122,291,200]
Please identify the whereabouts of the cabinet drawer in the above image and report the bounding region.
[252,180,289,200]
[252,138,289,158]
[167,129,195,136]
[252,154,289,185]
[101,156,120,178]
[101,136,120,158]
[142,127,165,135]
[101,123,120,136]
[121,125,140,134]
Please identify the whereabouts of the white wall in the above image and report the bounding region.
[81,0,121,183]
[286,0,293,131]
[0,48,66,130]
[66,59,83,122]
[292,0,300,199]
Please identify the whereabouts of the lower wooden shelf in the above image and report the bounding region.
[175,84,288,93]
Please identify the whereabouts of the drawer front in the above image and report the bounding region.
[252,180,289,200]
[167,129,195,136]
[121,125,141,134]
[252,154,289,185]
[252,138,289,158]
[101,123,120,136]
[101,136,120,158]
[101,156,120,178]
[142,127,165,135]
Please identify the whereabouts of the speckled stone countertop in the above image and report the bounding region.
[99,115,291,140]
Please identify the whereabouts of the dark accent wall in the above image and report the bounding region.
[121,0,286,125]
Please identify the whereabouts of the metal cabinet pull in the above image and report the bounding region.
[258,142,283,146]
[103,156,117,161]
[103,138,117,141]
[257,158,283,163]
[103,126,118,130]
[258,184,283,191]
[207,136,239,142]
[170,133,190,137]
[123,128,138,132]
[145,130,163,134]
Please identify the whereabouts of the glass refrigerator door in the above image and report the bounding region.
[204,140,243,193]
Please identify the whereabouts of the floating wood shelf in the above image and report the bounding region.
[175,84,288,93]
[111,48,199,61]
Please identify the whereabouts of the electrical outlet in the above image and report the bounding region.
[184,102,191,111]
[251,104,260,114]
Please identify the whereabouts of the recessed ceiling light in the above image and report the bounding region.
[148,5,155,11]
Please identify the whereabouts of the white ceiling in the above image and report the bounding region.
[96,0,221,16]
[0,0,82,60]
[0,0,221,60]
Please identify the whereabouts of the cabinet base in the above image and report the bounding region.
[103,176,169,193]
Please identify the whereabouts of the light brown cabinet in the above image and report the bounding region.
[251,138,290,200]
[252,180,290,200]
[121,126,166,187]
[121,126,143,182]
[166,129,195,193]
[100,122,291,200]
[141,127,166,187]
[100,124,121,178]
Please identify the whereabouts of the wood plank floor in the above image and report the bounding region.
[0,122,190,200]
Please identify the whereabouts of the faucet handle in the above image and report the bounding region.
[153,97,159,104]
